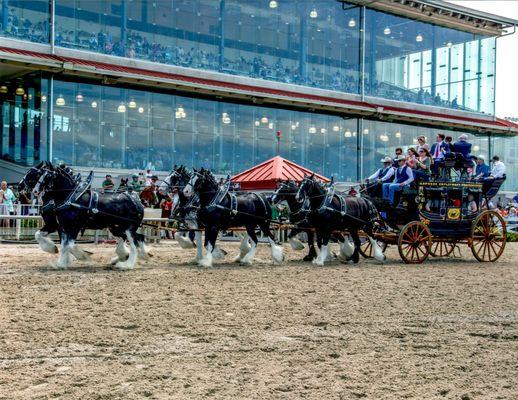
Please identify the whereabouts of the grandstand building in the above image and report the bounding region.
[1,0,518,188]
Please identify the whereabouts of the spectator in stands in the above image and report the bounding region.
[473,155,490,179]
[382,155,414,206]
[512,193,518,205]
[160,193,174,239]
[102,174,115,193]
[489,155,506,179]
[453,134,472,159]
[118,178,129,192]
[129,173,142,191]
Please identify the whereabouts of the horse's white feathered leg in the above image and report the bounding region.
[35,230,58,254]
[289,237,305,251]
[234,233,251,262]
[213,245,227,260]
[240,239,257,265]
[115,231,137,269]
[339,236,355,261]
[198,243,214,268]
[175,232,195,249]
[269,238,284,264]
[313,244,328,266]
[70,244,91,261]
[111,237,129,265]
[370,237,386,262]
[55,236,72,269]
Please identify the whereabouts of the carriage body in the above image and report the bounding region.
[364,179,507,264]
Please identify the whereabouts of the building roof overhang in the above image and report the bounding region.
[1,40,517,137]
[339,0,518,36]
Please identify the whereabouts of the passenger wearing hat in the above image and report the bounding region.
[382,155,414,206]
[129,173,142,192]
[102,174,115,193]
[473,155,489,179]
[366,156,394,197]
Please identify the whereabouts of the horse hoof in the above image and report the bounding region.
[114,262,132,270]
[240,258,252,266]
[198,259,213,268]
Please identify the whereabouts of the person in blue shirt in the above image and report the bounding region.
[473,155,490,179]
[382,155,414,206]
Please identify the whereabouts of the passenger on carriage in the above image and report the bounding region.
[442,136,454,155]
[489,155,506,179]
[473,155,490,179]
[392,147,404,168]
[406,148,419,169]
[416,135,430,153]
[382,155,414,206]
[453,134,472,160]
[413,148,433,181]
[365,156,394,197]
[430,133,446,174]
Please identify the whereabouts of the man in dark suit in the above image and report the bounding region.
[453,134,472,160]
[430,133,445,174]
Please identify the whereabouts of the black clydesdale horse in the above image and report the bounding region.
[159,165,228,262]
[19,162,148,269]
[183,168,283,267]
[271,179,348,262]
[296,175,386,265]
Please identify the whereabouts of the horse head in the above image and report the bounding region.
[19,162,57,194]
[272,179,299,205]
[296,175,323,204]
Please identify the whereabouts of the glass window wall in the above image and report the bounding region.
[0,0,50,43]
[365,8,496,114]
[0,72,48,166]
[51,79,358,180]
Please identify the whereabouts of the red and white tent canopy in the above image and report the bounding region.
[231,156,330,190]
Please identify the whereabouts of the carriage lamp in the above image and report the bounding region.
[473,145,480,152]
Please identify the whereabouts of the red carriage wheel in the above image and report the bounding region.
[430,241,456,257]
[397,221,431,264]
[470,210,507,262]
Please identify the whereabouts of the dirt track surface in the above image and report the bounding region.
[0,241,517,400]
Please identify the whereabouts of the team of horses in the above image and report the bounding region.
[19,162,386,269]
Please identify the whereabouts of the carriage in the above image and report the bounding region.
[360,177,507,264]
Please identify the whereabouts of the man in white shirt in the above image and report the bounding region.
[489,155,506,179]
[366,156,394,197]
[382,155,414,206]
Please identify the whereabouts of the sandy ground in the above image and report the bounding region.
[0,239,517,400]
